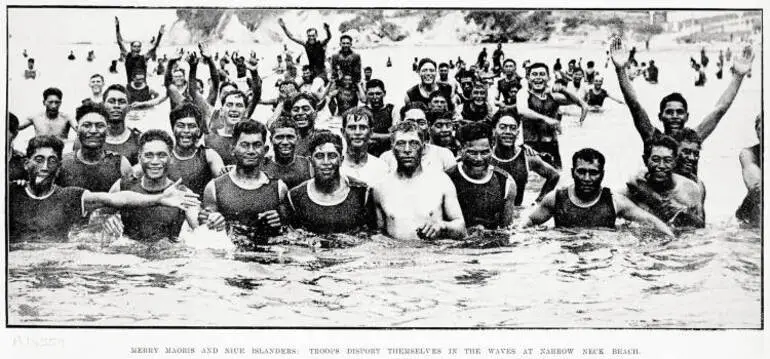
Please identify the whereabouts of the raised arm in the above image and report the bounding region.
[527,154,560,202]
[278,18,305,46]
[199,43,220,107]
[695,45,754,141]
[245,62,262,119]
[321,23,332,46]
[114,17,127,56]
[610,37,655,140]
[614,194,674,237]
[147,25,165,59]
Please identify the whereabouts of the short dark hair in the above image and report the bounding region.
[43,87,63,101]
[232,120,268,144]
[527,62,550,75]
[269,115,298,134]
[399,101,428,120]
[672,128,702,146]
[139,129,174,152]
[390,120,426,143]
[9,112,19,135]
[364,66,372,72]
[342,106,373,128]
[426,109,453,126]
[28,58,35,63]
[26,135,64,159]
[438,62,449,69]
[659,92,688,113]
[75,102,110,122]
[490,108,521,126]
[169,103,204,129]
[102,84,127,102]
[459,122,492,145]
[365,79,385,92]
[503,59,516,66]
[586,61,595,68]
[222,90,248,106]
[427,91,455,111]
[417,58,437,71]
[308,130,343,155]
[643,135,679,161]
[340,34,352,42]
[285,92,318,113]
[90,73,104,81]
[572,148,606,170]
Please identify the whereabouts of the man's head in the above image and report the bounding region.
[592,75,604,89]
[438,62,450,80]
[364,66,372,80]
[649,60,655,66]
[308,130,344,183]
[503,59,516,76]
[526,62,550,92]
[277,80,300,100]
[25,135,64,187]
[131,72,147,88]
[342,107,373,152]
[365,79,386,109]
[427,109,454,145]
[170,103,205,149]
[672,128,702,179]
[417,58,437,85]
[491,108,521,148]
[102,84,129,123]
[571,148,606,199]
[232,120,268,169]
[399,102,429,138]
[8,112,19,150]
[75,103,110,150]
[222,90,248,126]
[130,41,142,55]
[306,28,318,43]
[643,135,679,184]
[340,73,354,88]
[459,122,493,171]
[89,74,104,94]
[428,91,452,112]
[471,82,488,106]
[138,130,174,180]
[42,88,63,116]
[286,93,318,131]
[658,92,689,134]
[340,34,353,53]
[301,65,313,81]
[586,61,595,69]
[219,82,238,103]
[27,58,35,69]
[172,68,186,88]
[458,70,475,94]
[390,120,425,175]
[269,116,298,160]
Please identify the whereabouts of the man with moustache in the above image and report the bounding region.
[202,121,290,247]
[427,109,461,156]
[516,62,588,169]
[166,103,226,196]
[521,148,673,237]
[285,93,322,157]
[9,135,200,243]
[205,90,253,166]
[57,103,133,193]
[403,58,453,112]
[379,102,456,173]
[330,34,362,84]
[489,109,560,206]
[620,136,705,228]
[446,123,517,229]
[104,130,201,242]
[18,88,78,141]
[736,114,762,227]
[340,107,389,186]
[286,131,376,234]
[278,18,332,81]
[373,121,466,241]
[263,117,314,189]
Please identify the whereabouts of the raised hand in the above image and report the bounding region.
[159,179,201,210]
[278,18,286,28]
[187,51,199,66]
[198,42,211,59]
[323,23,330,30]
[731,44,755,76]
[608,35,627,69]
[159,24,166,34]
[114,16,120,27]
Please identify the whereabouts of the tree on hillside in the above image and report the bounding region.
[464,10,554,42]
[636,23,664,50]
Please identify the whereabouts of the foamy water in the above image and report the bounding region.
[6,14,762,327]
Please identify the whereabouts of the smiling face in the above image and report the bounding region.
[494,115,520,148]
[658,101,689,134]
[311,143,342,183]
[340,37,352,53]
[461,137,492,171]
[271,127,298,159]
[675,141,701,178]
[290,98,316,130]
[233,132,267,169]
[172,69,186,88]
[344,114,371,151]
[173,117,201,150]
[527,66,550,92]
[77,113,107,150]
[139,140,171,180]
[471,86,487,106]
[223,93,246,126]
[306,29,318,44]
[89,76,104,94]
[430,117,454,145]
[645,146,676,184]
[419,62,436,85]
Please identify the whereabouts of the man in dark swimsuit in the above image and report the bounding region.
[286,131,376,234]
[263,116,314,189]
[285,93,321,157]
[7,113,27,181]
[202,121,290,247]
[495,59,522,110]
[581,75,624,112]
[492,43,504,74]
[460,82,494,124]
[204,89,259,166]
[278,18,331,81]
[403,58,453,115]
[359,79,396,157]
[522,148,673,236]
[446,122,517,229]
[427,109,461,156]
[330,34,362,84]
[115,16,164,84]
[736,114,761,227]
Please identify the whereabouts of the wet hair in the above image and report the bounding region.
[340,34,352,42]
[90,73,104,81]
[278,80,300,91]
[169,102,204,129]
[232,120,268,144]
[672,128,702,147]
[586,61,595,68]
[568,59,576,65]
[28,58,35,64]
[417,58,437,71]
[139,129,174,152]
[572,148,606,170]
[43,87,63,101]
[527,62,549,75]
[342,106,373,128]
[27,135,64,159]
[643,135,679,161]
[426,109,453,126]
[399,101,428,120]
[302,65,312,72]
[459,122,492,145]
[457,69,476,81]
[438,62,449,69]
[308,130,343,155]
[222,90,248,106]
[269,115,298,135]
[75,102,110,122]
[650,60,655,65]
[503,59,516,66]
[427,91,454,111]
[390,119,426,143]
[472,82,488,92]
[9,112,19,135]
[285,92,318,113]
[693,64,701,70]
[102,84,127,102]
[659,92,688,113]
[364,66,372,72]
[490,108,521,126]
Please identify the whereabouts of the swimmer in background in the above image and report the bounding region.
[579,75,624,112]
[24,58,37,79]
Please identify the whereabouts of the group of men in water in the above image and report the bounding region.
[8,18,762,246]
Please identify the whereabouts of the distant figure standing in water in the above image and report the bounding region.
[67,51,75,61]
[700,47,709,68]
[87,50,95,62]
[114,16,165,83]
[277,18,331,82]
[109,60,118,74]
[693,64,706,87]
[736,114,762,228]
[386,56,392,67]
[644,60,658,84]
[23,49,28,58]
[24,58,37,79]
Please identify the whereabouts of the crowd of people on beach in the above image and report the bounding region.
[8,16,762,246]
